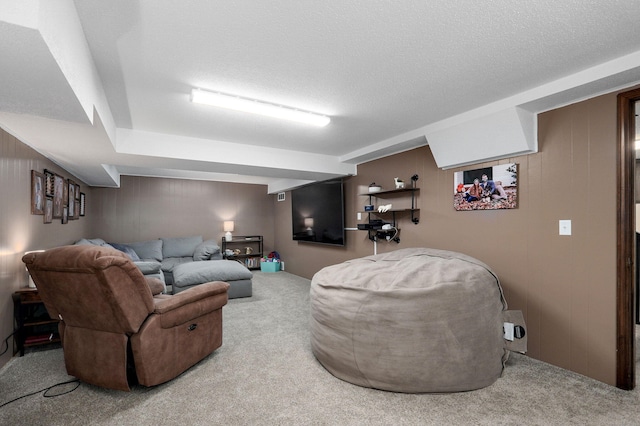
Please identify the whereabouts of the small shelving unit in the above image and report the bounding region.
[222,235,263,270]
[359,174,420,243]
[13,289,61,356]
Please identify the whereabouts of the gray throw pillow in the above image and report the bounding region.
[161,236,203,258]
[193,239,221,261]
[109,243,141,261]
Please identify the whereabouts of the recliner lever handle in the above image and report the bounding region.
[188,324,197,331]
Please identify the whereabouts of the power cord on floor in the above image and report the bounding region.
[0,330,17,356]
[0,379,80,408]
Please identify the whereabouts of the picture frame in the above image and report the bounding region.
[68,179,75,219]
[31,170,45,215]
[44,198,53,224]
[75,183,80,200]
[53,174,64,218]
[43,169,55,197]
[453,163,518,211]
[62,206,68,224]
[79,192,86,217]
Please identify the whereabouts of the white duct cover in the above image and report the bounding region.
[426,107,537,169]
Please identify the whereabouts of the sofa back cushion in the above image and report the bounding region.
[193,239,221,261]
[127,239,163,262]
[161,236,203,258]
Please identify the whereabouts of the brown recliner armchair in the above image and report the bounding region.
[23,245,230,391]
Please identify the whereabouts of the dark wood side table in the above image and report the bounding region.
[13,289,60,356]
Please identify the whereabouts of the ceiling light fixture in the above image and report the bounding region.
[191,88,330,127]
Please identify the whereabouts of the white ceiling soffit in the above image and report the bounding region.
[1,1,640,193]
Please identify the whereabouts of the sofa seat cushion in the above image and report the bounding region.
[173,260,252,289]
[161,257,193,273]
[134,260,162,275]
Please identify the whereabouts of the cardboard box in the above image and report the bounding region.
[260,261,280,272]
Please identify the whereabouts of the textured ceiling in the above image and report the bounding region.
[1,1,640,192]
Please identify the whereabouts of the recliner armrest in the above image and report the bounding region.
[153,281,230,328]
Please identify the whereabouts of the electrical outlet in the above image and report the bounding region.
[559,220,571,236]
[357,212,362,221]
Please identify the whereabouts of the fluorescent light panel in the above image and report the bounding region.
[191,88,330,127]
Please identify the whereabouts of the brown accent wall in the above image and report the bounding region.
[275,92,619,385]
[89,176,275,253]
[0,90,622,383]
[0,128,93,368]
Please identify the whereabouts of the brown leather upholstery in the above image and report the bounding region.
[23,245,230,391]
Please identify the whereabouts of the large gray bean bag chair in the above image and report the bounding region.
[310,247,520,393]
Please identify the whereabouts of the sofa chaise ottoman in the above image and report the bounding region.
[172,260,253,297]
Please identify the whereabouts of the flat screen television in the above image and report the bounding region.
[291,178,345,246]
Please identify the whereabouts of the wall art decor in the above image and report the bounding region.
[44,198,53,223]
[43,169,55,197]
[62,206,68,224]
[31,170,44,215]
[453,163,518,211]
[53,173,64,218]
[68,179,75,219]
[79,192,86,216]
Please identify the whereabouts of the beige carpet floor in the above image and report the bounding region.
[0,271,639,425]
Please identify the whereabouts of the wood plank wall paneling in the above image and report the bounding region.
[0,89,625,385]
[89,176,275,252]
[275,91,619,386]
[0,128,93,369]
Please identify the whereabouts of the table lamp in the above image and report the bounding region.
[224,221,234,241]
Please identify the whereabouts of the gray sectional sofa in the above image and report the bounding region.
[74,236,252,298]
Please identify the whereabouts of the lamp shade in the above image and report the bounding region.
[224,221,234,241]
[304,218,314,228]
[25,250,45,288]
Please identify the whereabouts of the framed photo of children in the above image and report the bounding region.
[453,163,518,211]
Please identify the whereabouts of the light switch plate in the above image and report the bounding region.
[559,220,571,235]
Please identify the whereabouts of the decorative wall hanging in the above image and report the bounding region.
[53,174,64,218]
[68,179,75,219]
[31,170,44,215]
[44,198,53,223]
[80,192,86,216]
[453,163,518,211]
[31,169,87,223]
[43,169,55,197]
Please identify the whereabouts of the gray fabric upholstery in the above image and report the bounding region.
[161,236,203,258]
[134,261,162,275]
[127,239,163,262]
[75,238,114,249]
[75,235,238,295]
[193,239,222,261]
[109,243,141,261]
[172,260,253,298]
[310,247,508,393]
